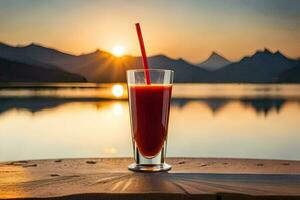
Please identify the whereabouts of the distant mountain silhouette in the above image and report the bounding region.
[197,52,232,70]
[0,42,299,83]
[0,57,86,82]
[276,64,300,83]
[210,49,299,83]
[0,42,72,69]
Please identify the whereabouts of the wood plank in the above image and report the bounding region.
[0,158,299,199]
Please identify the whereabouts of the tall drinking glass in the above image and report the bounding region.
[127,69,174,172]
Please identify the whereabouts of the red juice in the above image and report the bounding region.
[128,84,172,158]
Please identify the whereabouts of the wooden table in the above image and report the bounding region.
[1,158,300,199]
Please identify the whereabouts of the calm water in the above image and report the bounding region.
[0,83,300,162]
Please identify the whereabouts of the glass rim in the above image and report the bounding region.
[126,69,174,73]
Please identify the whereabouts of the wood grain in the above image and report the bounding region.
[0,158,299,199]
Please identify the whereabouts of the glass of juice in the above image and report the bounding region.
[127,69,174,172]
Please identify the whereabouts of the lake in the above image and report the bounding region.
[0,83,300,162]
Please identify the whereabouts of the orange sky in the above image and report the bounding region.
[0,0,299,62]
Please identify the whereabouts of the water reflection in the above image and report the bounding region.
[1,98,298,116]
[0,101,132,162]
[172,98,298,116]
[111,84,124,98]
[112,103,125,116]
[0,84,300,162]
[241,99,286,116]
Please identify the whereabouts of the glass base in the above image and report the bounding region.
[128,163,171,172]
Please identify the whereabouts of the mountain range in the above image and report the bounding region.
[211,49,299,83]
[0,42,299,83]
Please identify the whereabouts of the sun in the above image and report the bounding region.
[112,45,125,57]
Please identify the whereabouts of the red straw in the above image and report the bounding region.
[135,23,151,85]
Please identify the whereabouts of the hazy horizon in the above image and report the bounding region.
[0,0,299,62]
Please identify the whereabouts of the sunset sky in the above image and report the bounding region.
[0,0,299,62]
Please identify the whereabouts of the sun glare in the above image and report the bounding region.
[112,84,124,97]
[112,45,125,57]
